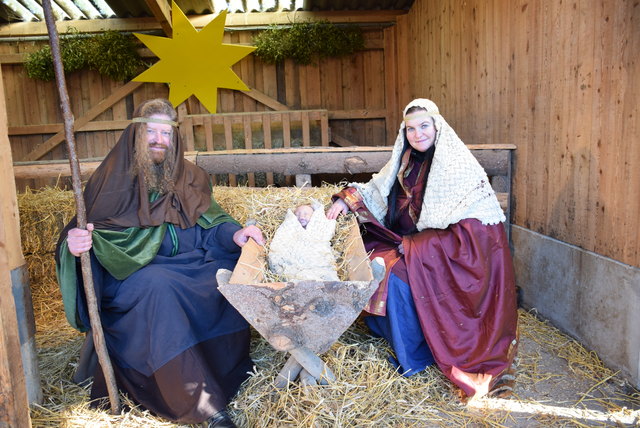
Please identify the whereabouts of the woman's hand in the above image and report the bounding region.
[233,225,265,247]
[326,199,349,220]
[67,223,94,257]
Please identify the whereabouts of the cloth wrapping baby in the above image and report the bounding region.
[268,202,339,281]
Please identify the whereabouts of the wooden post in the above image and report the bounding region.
[0,75,31,427]
[0,48,40,425]
[0,212,31,427]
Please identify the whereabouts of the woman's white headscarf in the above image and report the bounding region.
[350,98,505,230]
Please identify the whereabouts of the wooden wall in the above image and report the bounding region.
[2,25,401,189]
[399,0,640,268]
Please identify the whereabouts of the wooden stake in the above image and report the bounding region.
[42,0,120,414]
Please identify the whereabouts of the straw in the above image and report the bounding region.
[18,186,640,427]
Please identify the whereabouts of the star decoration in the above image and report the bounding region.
[133,1,256,113]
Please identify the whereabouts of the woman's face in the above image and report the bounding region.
[404,111,437,152]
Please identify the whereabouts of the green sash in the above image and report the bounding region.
[56,197,240,331]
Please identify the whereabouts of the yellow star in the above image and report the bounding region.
[133,1,256,113]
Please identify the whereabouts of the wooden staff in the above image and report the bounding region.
[42,0,120,414]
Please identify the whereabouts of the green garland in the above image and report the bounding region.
[24,30,145,81]
[253,20,365,65]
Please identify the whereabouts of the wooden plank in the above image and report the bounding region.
[223,116,236,186]
[0,241,32,427]
[191,147,513,176]
[21,80,143,161]
[143,0,173,36]
[282,114,291,148]
[13,160,103,179]
[262,113,274,185]
[0,66,24,270]
[243,115,255,186]
[241,88,289,111]
[0,63,30,421]
[301,111,310,147]
[204,116,214,151]
[320,110,329,147]
[284,59,299,108]
[14,146,515,203]
[182,117,195,151]
[344,217,374,282]
[261,62,278,103]
[328,109,387,120]
[229,239,265,285]
[302,63,321,108]
[0,11,406,37]
[239,32,256,112]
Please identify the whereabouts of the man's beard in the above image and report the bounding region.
[132,140,177,194]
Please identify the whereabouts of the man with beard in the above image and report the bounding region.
[56,99,263,427]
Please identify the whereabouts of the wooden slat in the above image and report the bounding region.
[328,109,388,120]
[204,117,214,151]
[9,120,131,136]
[320,111,329,146]
[0,230,31,428]
[242,88,289,111]
[282,114,291,148]
[223,117,236,186]
[383,24,399,146]
[0,62,30,424]
[262,113,274,185]
[301,111,310,147]
[243,115,255,186]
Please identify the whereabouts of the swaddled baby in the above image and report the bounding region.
[268,202,339,281]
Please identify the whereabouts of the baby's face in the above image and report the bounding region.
[294,205,314,228]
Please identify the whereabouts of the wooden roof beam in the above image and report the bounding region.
[144,0,172,37]
[0,10,405,37]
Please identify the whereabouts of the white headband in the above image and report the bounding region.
[132,117,178,127]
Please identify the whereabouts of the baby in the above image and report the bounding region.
[268,202,339,282]
[294,204,314,228]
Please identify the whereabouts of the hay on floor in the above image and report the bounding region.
[18,186,640,427]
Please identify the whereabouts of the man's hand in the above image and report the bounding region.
[233,224,265,247]
[67,223,94,257]
[326,199,349,219]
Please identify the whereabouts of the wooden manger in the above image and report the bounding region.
[216,216,385,387]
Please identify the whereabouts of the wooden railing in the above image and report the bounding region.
[179,110,330,186]
[13,144,515,227]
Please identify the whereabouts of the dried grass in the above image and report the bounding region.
[18,186,640,428]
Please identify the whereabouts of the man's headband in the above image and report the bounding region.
[132,117,178,127]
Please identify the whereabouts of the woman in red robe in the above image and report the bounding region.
[327,98,518,399]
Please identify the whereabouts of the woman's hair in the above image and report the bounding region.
[386,106,436,230]
[131,99,178,193]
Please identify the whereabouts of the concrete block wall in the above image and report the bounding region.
[512,225,640,388]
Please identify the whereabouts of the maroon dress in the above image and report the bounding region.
[336,150,518,397]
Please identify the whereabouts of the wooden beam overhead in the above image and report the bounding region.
[144,0,173,37]
[0,10,404,37]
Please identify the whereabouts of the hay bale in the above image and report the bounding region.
[18,186,640,427]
